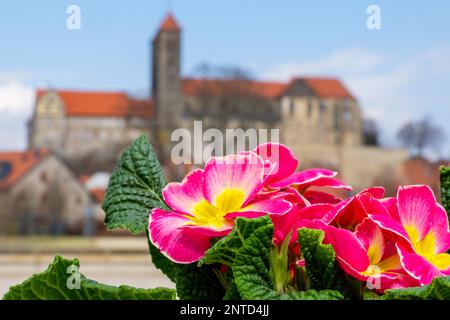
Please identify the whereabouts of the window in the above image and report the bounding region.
[319,102,326,113]
[307,98,313,118]
[0,162,12,181]
[289,99,295,116]
[334,105,340,131]
[342,107,353,122]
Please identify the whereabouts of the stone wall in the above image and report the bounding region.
[30,114,153,174]
[0,155,90,235]
[280,96,362,148]
[288,143,409,193]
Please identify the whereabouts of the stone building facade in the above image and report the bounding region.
[28,13,407,190]
[0,149,91,234]
[28,90,154,173]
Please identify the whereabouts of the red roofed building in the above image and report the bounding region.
[29,89,154,174]
[28,12,406,188]
[0,149,91,234]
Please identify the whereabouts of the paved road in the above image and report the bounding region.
[0,253,175,298]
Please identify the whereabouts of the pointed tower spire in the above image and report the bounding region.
[159,12,180,32]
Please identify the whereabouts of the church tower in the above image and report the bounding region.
[152,13,183,160]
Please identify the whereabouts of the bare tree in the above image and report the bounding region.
[188,63,278,126]
[397,116,446,157]
[363,118,380,146]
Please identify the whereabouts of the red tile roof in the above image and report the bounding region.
[90,188,106,204]
[182,77,354,100]
[36,90,154,118]
[159,13,180,32]
[300,78,354,100]
[0,149,49,190]
[79,175,91,185]
[182,78,288,99]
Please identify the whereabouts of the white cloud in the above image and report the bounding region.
[261,46,450,157]
[0,79,35,150]
[0,81,34,114]
[262,48,384,80]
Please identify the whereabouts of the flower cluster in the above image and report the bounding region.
[149,143,450,292]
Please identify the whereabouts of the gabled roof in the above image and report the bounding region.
[159,13,180,32]
[0,149,49,190]
[36,90,154,118]
[182,78,288,100]
[298,78,354,100]
[182,77,355,100]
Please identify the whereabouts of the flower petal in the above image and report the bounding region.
[396,242,443,286]
[162,169,206,216]
[298,204,335,222]
[303,190,342,205]
[397,185,437,241]
[225,198,293,218]
[271,206,301,245]
[270,168,337,189]
[355,218,385,265]
[302,177,353,191]
[368,213,410,243]
[149,209,212,264]
[362,186,386,199]
[325,197,366,230]
[428,203,450,254]
[181,222,233,237]
[203,152,265,207]
[380,197,400,220]
[254,142,298,184]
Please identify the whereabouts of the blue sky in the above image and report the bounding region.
[0,0,449,157]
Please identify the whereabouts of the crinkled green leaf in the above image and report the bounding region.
[281,290,344,300]
[383,276,450,300]
[298,228,345,291]
[3,255,176,300]
[103,134,167,235]
[233,222,342,300]
[199,216,272,267]
[440,166,450,219]
[174,264,225,300]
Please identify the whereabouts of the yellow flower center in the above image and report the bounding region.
[361,254,401,276]
[405,225,450,270]
[187,188,246,228]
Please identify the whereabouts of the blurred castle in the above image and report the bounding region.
[28,13,407,190]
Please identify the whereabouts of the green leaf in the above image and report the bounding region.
[103,134,167,235]
[363,290,383,300]
[3,255,176,300]
[440,166,450,220]
[174,264,225,300]
[281,290,344,300]
[223,274,241,300]
[383,276,450,300]
[233,222,342,300]
[199,216,272,267]
[298,228,345,291]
